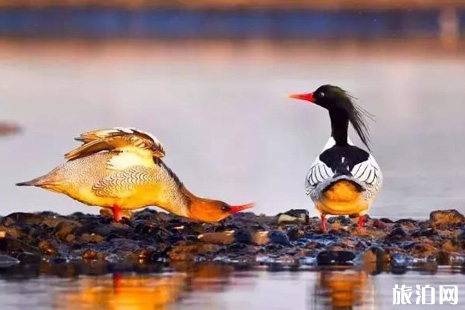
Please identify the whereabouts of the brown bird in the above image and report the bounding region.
[16,127,254,222]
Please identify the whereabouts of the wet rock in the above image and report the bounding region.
[198,231,238,245]
[0,207,463,268]
[53,220,82,242]
[276,209,309,224]
[379,218,394,223]
[79,233,105,244]
[430,209,465,228]
[38,240,59,256]
[316,250,356,266]
[385,227,408,242]
[267,231,290,246]
[390,253,414,268]
[15,252,42,264]
[0,254,20,268]
[168,242,221,261]
[328,216,351,226]
[1,212,61,227]
[409,242,438,257]
[0,237,41,256]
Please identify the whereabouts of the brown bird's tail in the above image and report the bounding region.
[16,180,35,186]
[16,172,58,188]
[16,176,46,187]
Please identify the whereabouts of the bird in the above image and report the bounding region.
[288,85,383,232]
[16,127,254,222]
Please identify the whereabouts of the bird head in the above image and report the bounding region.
[288,84,373,149]
[188,199,255,222]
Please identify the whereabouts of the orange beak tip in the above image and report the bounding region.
[230,202,255,214]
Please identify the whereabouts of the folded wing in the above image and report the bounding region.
[64,127,165,162]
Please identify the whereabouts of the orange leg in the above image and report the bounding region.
[320,214,327,233]
[358,215,365,229]
[112,204,121,222]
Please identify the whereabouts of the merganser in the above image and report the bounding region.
[16,127,254,222]
[288,85,383,232]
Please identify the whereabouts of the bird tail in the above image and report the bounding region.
[16,180,36,186]
[16,175,47,187]
[16,170,60,188]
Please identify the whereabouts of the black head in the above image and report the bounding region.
[288,84,373,150]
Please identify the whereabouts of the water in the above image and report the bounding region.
[0,263,464,310]
[1,40,465,309]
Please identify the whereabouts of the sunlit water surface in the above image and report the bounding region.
[0,264,464,310]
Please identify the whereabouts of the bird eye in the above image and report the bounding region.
[221,205,230,212]
[320,92,325,98]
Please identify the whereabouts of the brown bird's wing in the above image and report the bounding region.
[64,127,166,161]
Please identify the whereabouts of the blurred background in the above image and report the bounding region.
[1,0,465,219]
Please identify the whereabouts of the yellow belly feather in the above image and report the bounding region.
[316,180,368,216]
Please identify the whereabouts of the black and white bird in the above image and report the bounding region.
[288,85,383,232]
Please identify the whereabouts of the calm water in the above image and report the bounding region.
[1,41,465,309]
[0,263,464,310]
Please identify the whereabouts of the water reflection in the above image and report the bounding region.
[52,263,240,310]
[312,270,375,309]
[55,273,186,310]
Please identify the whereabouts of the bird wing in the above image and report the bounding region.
[305,158,334,197]
[350,155,383,196]
[305,137,383,201]
[64,127,165,162]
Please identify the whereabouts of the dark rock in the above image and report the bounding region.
[316,250,356,266]
[53,220,82,242]
[328,216,351,226]
[1,212,63,228]
[16,252,42,264]
[390,253,414,268]
[430,209,465,228]
[276,209,309,224]
[268,231,290,246]
[82,249,100,260]
[386,227,408,242]
[228,242,248,252]
[0,208,463,268]
[0,254,20,268]
[38,240,59,256]
[379,218,394,223]
[305,232,341,246]
[0,237,41,256]
[411,228,435,238]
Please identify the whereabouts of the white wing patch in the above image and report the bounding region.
[305,158,334,198]
[107,151,155,171]
[304,137,383,202]
[351,155,382,186]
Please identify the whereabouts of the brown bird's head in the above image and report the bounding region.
[187,196,255,222]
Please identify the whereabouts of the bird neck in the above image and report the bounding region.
[180,185,220,218]
[329,109,349,147]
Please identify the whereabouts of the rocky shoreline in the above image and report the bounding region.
[0,208,464,275]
